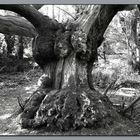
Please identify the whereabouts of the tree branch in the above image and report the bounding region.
[123,95,140,114]
[32,4,44,10]
[103,79,117,96]
[75,5,135,44]
[0,5,63,34]
[0,15,37,37]
[0,5,44,29]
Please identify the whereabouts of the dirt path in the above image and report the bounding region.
[0,69,42,135]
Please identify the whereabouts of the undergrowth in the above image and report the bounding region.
[92,54,140,90]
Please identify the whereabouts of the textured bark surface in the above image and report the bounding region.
[21,88,122,131]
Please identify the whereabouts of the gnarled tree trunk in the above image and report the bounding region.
[19,5,127,130]
[0,4,136,131]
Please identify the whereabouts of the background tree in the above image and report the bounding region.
[0,9,35,73]
[119,9,140,73]
[4,34,15,56]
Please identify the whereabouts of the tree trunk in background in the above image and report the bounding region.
[4,34,15,56]
[14,36,25,72]
[134,9,140,74]
[128,9,140,74]
[119,9,140,73]
[0,5,135,131]
[16,36,24,60]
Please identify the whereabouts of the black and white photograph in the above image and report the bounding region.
[0,4,140,136]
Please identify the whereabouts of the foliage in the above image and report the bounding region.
[92,53,134,89]
[118,9,140,72]
[0,34,33,73]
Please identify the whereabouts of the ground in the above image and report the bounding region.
[1,51,140,135]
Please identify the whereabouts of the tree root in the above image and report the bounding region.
[19,88,122,131]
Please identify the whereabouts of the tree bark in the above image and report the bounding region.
[18,5,131,131]
[74,5,128,89]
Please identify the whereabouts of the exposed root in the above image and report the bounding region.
[20,88,122,131]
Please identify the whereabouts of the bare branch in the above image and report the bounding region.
[17,95,25,111]
[103,79,117,96]
[123,95,140,114]
[0,15,37,37]
[0,5,44,29]
[0,5,63,34]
